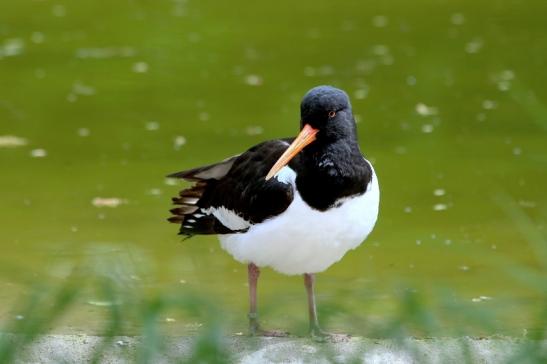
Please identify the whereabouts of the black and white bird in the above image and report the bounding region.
[168,86,379,339]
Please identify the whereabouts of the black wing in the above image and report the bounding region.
[168,139,295,236]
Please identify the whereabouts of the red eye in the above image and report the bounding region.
[328,111,336,118]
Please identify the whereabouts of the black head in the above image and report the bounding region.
[300,85,355,142]
[265,86,359,180]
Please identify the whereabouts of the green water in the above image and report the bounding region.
[1,0,546,337]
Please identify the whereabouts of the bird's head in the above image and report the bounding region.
[266,86,356,180]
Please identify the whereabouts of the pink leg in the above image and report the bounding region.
[304,273,351,342]
[247,263,289,337]
[304,273,322,334]
[248,263,261,334]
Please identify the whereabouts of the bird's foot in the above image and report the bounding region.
[249,324,289,337]
[310,326,351,343]
[255,328,290,337]
[249,314,289,337]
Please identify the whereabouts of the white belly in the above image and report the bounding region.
[218,164,380,275]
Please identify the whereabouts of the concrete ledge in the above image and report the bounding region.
[1,334,544,363]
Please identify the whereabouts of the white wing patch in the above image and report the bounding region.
[203,206,251,231]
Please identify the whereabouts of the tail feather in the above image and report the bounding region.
[168,154,244,236]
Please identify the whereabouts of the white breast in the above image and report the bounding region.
[218,161,380,275]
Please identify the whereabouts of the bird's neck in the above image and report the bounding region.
[293,137,372,211]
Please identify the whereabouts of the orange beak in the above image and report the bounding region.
[265,124,319,180]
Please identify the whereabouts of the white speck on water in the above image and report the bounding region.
[355,59,375,73]
[497,81,511,91]
[465,38,483,54]
[404,206,412,213]
[187,32,200,43]
[198,112,210,121]
[165,178,178,186]
[416,239,422,245]
[172,0,187,17]
[444,239,452,245]
[494,70,514,91]
[145,121,159,131]
[459,265,470,271]
[132,61,149,73]
[148,188,162,196]
[15,315,24,320]
[0,38,25,58]
[66,93,77,102]
[433,203,448,211]
[97,213,106,220]
[416,103,438,116]
[73,81,95,96]
[395,146,407,154]
[52,4,66,17]
[30,149,47,158]
[77,128,90,137]
[431,233,437,239]
[501,69,515,80]
[513,147,522,156]
[0,135,28,148]
[304,66,316,77]
[245,126,263,136]
[491,244,497,250]
[92,197,126,208]
[31,32,45,44]
[406,75,417,86]
[173,135,187,150]
[421,124,434,133]
[450,13,465,25]
[35,68,46,79]
[354,114,362,123]
[244,47,259,60]
[179,279,187,284]
[75,47,135,59]
[482,100,497,110]
[476,112,486,122]
[165,317,176,323]
[372,45,389,56]
[354,87,369,100]
[88,300,117,307]
[319,65,334,76]
[244,74,263,86]
[372,15,388,28]
[433,188,446,196]
[471,295,492,303]
[70,226,78,232]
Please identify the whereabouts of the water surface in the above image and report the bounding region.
[1,0,546,336]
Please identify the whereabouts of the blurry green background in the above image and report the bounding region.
[0,0,546,337]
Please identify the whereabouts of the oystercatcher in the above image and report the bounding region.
[168,86,379,339]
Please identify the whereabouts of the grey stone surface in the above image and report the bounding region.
[1,334,543,363]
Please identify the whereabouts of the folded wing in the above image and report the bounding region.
[168,140,295,237]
